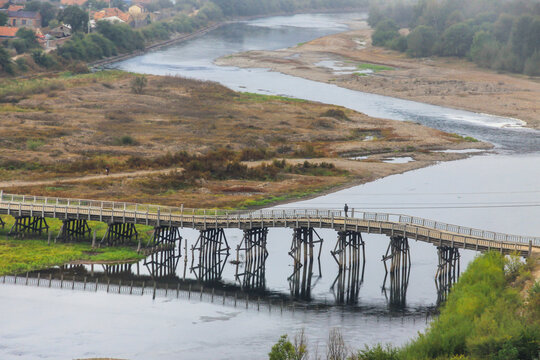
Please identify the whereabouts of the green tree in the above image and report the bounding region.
[15,28,39,49]
[407,25,437,57]
[268,335,296,360]
[0,11,7,26]
[371,19,399,47]
[470,31,500,68]
[59,5,89,33]
[439,22,474,56]
[25,1,57,27]
[0,45,13,74]
[524,51,540,76]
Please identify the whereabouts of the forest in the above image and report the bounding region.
[369,0,540,75]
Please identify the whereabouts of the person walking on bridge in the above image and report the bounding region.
[344,203,349,217]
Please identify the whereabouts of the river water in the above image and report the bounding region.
[1,12,539,360]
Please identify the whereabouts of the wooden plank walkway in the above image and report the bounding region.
[0,192,538,256]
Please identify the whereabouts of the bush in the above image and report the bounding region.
[407,25,437,57]
[372,19,399,47]
[131,75,148,94]
[31,50,57,69]
[114,135,137,146]
[524,51,540,76]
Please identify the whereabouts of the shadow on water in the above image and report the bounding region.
[1,239,456,317]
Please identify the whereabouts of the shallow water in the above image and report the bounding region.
[1,12,539,360]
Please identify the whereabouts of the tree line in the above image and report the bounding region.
[0,0,367,75]
[369,0,540,76]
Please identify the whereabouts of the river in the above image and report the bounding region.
[1,12,538,360]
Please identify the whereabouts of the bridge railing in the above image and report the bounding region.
[1,191,539,246]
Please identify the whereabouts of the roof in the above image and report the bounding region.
[7,5,24,11]
[94,8,131,23]
[60,0,86,5]
[0,26,19,38]
[7,10,40,19]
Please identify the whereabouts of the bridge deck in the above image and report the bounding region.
[0,192,538,256]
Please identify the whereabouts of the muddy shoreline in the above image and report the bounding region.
[216,21,540,130]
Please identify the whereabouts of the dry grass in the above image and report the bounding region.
[0,71,484,208]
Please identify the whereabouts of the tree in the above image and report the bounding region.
[269,335,294,360]
[25,1,57,27]
[131,75,147,94]
[371,19,399,47]
[407,25,437,57]
[59,5,89,33]
[15,27,39,48]
[439,22,474,56]
[470,31,500,67]
[0,45,13,74]
[0,11,7,26]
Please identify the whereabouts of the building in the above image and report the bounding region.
[128,4,146,15]
[60,0,86,6]
[7,5,24,11]
[0,26,18,39]
[2,10,42,28]
[93,7,131,23]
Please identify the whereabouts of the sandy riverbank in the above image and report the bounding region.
[216,19,540,130]
[0,71,490,209]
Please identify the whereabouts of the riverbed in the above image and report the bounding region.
[1,12,539,360]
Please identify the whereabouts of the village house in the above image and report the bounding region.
[7,5,24,11]
[0,25,18,39]
[128,4,146,15]
[93,7,131,24]
[0,10,42,28]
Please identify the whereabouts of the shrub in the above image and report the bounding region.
[26,139,44,151]
[31,50,57,69]
[407,25,437,57]
[114,135,137,146]
[131,76,148,94]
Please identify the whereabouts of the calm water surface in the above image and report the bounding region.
[1,12,539,360]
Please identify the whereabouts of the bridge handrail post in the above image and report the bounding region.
[157,207,161,227]
[181,204,184,228]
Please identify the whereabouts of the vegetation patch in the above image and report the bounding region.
[356,63,394,72]
[0,238,144,276]
[238,92,307,103]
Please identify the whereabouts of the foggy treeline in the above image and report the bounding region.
[369,0,540,75]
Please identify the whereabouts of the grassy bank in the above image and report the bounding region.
[0,214,151,276]
[0,71,478,209]
[269,252,540,360]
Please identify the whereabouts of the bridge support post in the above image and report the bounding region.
[56,219,92,242]
[103,263,133,276]
[331,230,365,304]
[9,216,49,238]
[435,246,460,304]
[190,228,230,282]
[235,227,268,289]
[288,227,323,300]
[382,236,411,308]
[143,226,182,279]
[101,223,138,246]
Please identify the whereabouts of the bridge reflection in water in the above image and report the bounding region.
[1,192,538,309]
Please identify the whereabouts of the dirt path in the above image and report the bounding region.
[0,167,182,188]
[216,21,540,129]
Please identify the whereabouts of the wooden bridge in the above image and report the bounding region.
[1,191,538,305]
[0,191,538,256]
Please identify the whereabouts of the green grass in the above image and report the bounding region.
[237,92,307,103]
[271,252,540,359]
[357,63,394,72]
[26,139,45,151]
[0,238,145,276]
[451,133,480,142]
